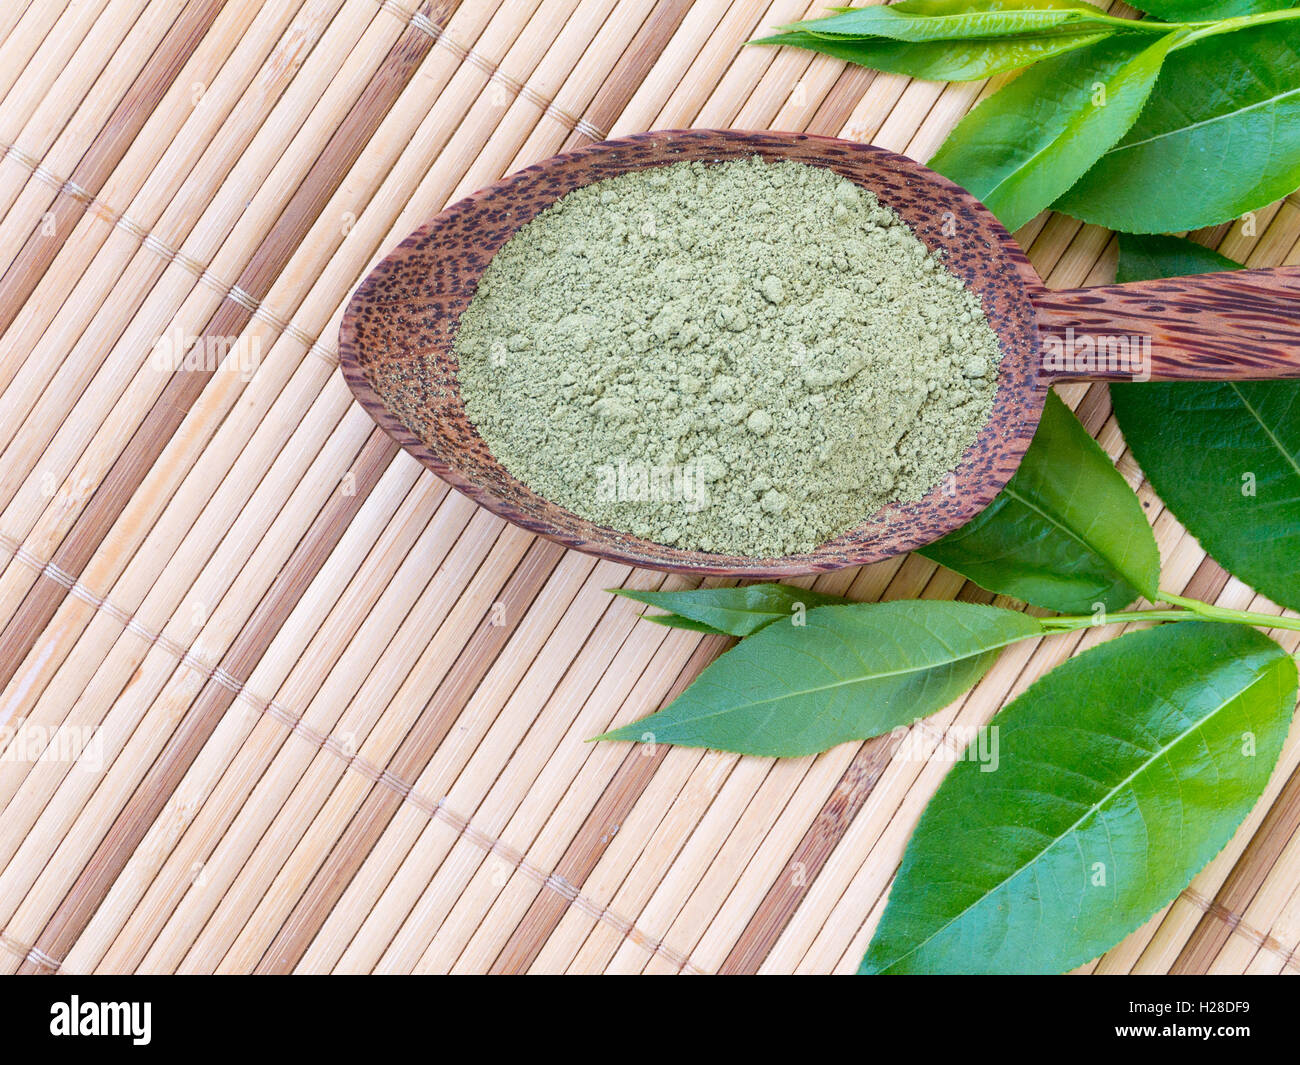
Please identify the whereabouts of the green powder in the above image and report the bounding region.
[451,156,1001,557]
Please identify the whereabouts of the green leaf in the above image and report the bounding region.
[613,583,849,638]
[1129,0,1297,19]
[643,614,729,636]
[593,602,1043,757]
[929,32,1182,232]
[1113,232,1242,283]
[862,622,1297,974]
[1057,21,1300,232]
[919,391,1160,613]
[790,0,1127,42]
[1110,236,1300,612]
[751,28,1115,82]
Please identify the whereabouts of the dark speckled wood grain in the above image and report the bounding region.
[339,129,1300,577]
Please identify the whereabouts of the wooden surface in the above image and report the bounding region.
[1037,266,1300,382]
[0,0,1298,975]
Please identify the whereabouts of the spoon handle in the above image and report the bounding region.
[1031,265,1300,383]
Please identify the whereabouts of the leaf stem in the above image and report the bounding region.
[1039,609,1199,632]
[1041,7,1300,39]
[1038,593,1300,634]
[1159,591,1300,632]
[1170,7,1300,49]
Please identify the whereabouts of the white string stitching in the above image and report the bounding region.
[0,535,700,972]
[0,2,609,364]
[0,929,66,972]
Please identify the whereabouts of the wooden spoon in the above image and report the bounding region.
[340,129,1300,578]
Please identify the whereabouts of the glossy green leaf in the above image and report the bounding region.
[613,583,849,638]
[862,622,1297,974]
[1110,235,1300,612]
[1113,232,1241,283]
[790,0,1127,42]
[1129,0,1297,19]
[1115,380,1300,613]
[751,28,1115,82]
[1058,22,1300,232]
[919,391,1160,613]
[929,33,1181,232]
[593,602,1043,757]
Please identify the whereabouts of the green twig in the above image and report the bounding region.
[778,5,1300,48]
[1038,591,1300,635]
[1171,7,1300,48]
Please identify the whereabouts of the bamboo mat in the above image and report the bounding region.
[0,0,1298,976]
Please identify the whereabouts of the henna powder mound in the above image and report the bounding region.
[451,156,1001,557]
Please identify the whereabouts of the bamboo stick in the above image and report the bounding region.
[0,0,384,790]
[0,0,386,643]
[0,2,72,115]
[0,0,316,397]
[0,0,231,309]
[73,471,466,972]
[194,546,600,971]
[0,0,457,756]
[0,0,160,222]
[0,404,383,949]
[264,556,638,973]
[131,513,532,971]
[0,0,388,547]
[1242,849,1300,973]
[74,460,439,971]
[0,0,116,154]
[0,2,527,972]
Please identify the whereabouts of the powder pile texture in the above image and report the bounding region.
[452,156,1001,557]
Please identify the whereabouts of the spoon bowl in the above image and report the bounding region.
[340,129,1300,577]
